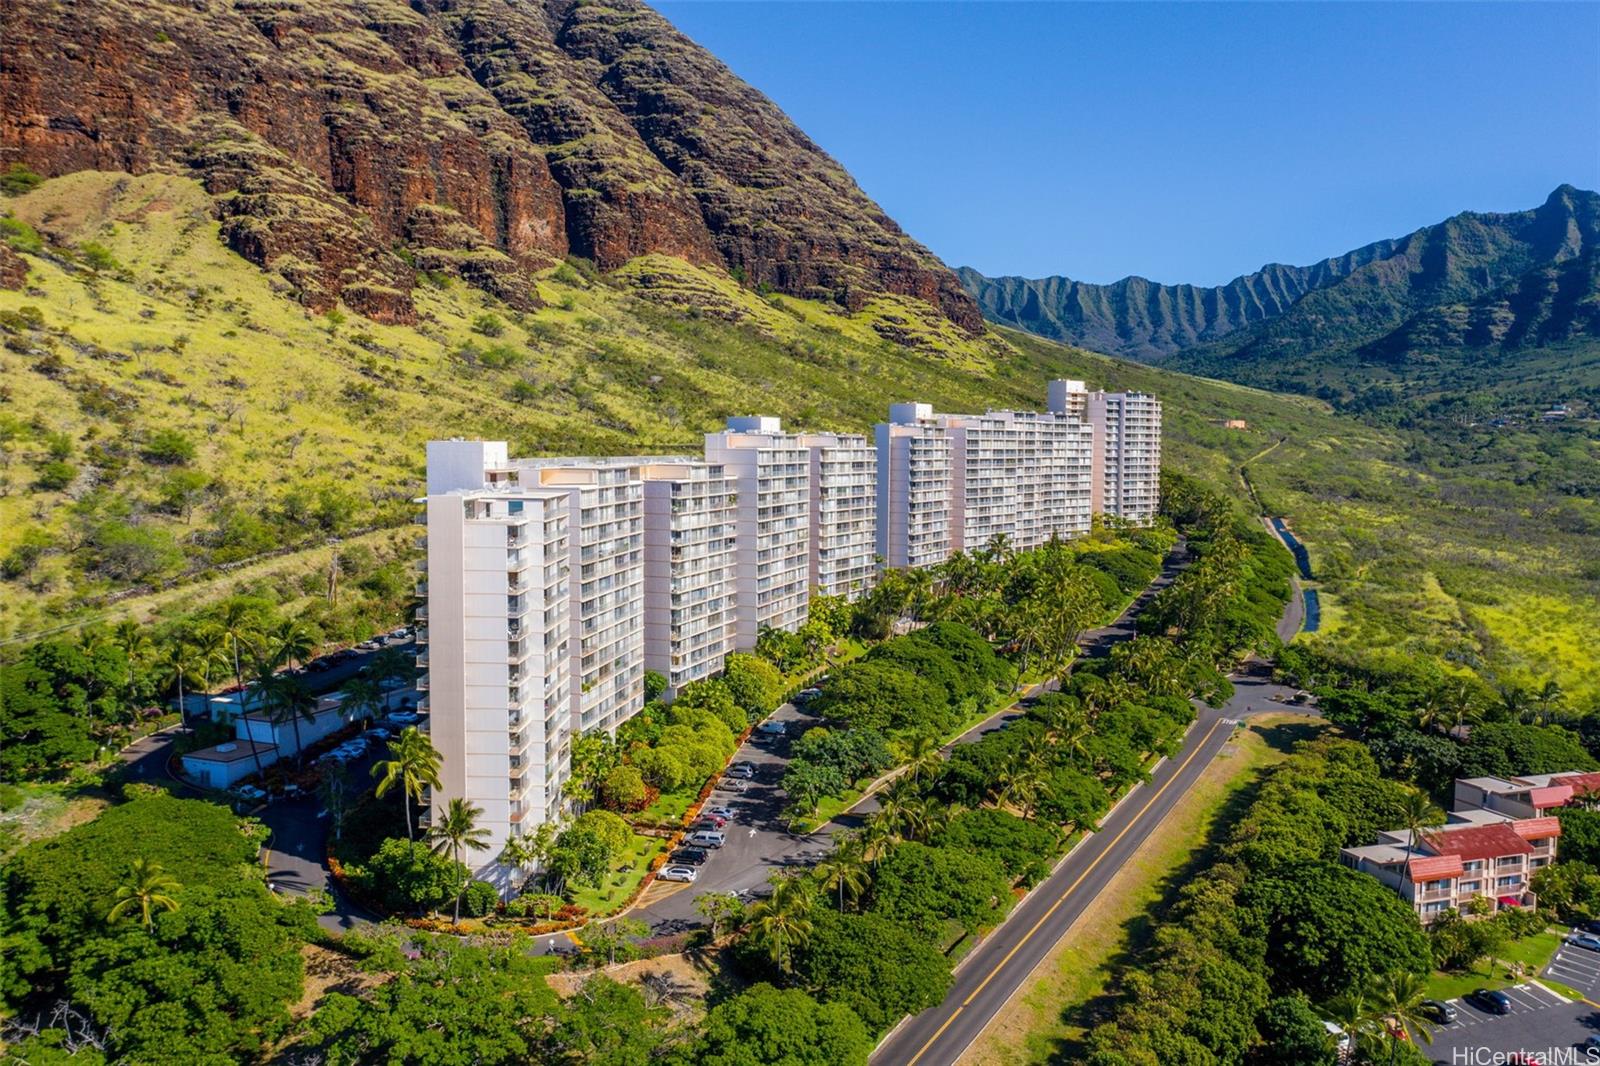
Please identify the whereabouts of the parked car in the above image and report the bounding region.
[386,711,420,726]
[669,848,709,866]
[1421,1000,1457,1024]
[1584,1034,1600,1050]
[233,784,267,801]
[793,688,822,705]
[1290,690,1311,704]
[366,727,392,740]
[1467,988,1512,1015]
[704,805,735,820]
[756,720,787,736]
[685,830,726,849]
[658,865,698,883]
[695,813,728,828]
[1569,934,1600,953]
[1581,919,1600,936]
[728,762,756,779]
[714,777,748,793]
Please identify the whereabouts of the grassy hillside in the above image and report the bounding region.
[1,173,1593,700]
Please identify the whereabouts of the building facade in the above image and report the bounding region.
[518,461,646,737]
[876,404,954,569]
[1008,409,1096,547]
[705,418,812,648]
[1082,390,1163,524]
[421,441,575,881]
[638,460,739,695]
[796,432,877,601]
[1341,777,1569,924]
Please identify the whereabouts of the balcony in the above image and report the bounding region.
[414,626,428,645]
[415,604,428,622]
[415,580,428,598]
[415,672,430,692]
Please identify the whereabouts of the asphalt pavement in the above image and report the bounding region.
[1421,981,1600,1064]
[630,540,1197,934]
[871,664,1309,1066]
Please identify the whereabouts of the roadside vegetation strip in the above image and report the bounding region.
[960,713,1324,1066]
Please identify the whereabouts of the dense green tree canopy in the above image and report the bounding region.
[688,984,872,1066]
[868,842,1011,936]
[792,910,952,1032]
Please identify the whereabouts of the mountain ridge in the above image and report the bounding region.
[958,185,1600,381]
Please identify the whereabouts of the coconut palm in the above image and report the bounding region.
[1535,679,1565,724]
[270,617,318,671]
[372,726,443,841]
[1367,970,1436,1062]
[113,617,152,704]
[428,797,491,922]
[899,733,946,787]
[815,840,871,913]
[746,873,815,974]
[342,674,387,728]
[1320,986,1383,1058]
[1398,790,1445,895]
[256,657,317,768]
[1497,683,1533,723]
[189,623,228,702]
[158,638,196,733]
[106,858,181,930]
[216,600,263,701]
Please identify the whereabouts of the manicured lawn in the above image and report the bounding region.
[1422,928,1566,1003]
[636,788,696,825]
[567,833,667,916]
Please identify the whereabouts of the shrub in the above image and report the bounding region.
[0,164,44,196]
[460,880,500,918]
[34,460,76,491]
[354,837,466,913]
[471,313,505,337]
[142,428,197,465]
[600,764,648,812]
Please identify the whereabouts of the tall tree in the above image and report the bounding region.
[1398,790,1445,894]
[372,726,443,841]
[106,858,181,929]
[429,797,491,922]
[1368,971,1436,1064]
[112,617,152,705]
[256,659,317,769]
[746,873,816,974]
[815,840,871,913]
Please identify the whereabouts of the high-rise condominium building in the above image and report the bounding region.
[516,460,646,736]
[704,418,811,648]
[421,441,573,882]
[931,411,1023,554]
[1004,409,1096,547]
[876,403,954,569]
[1046,378,1089,421]
[795,432,877,600]
[637,460,739,695]
[1083,390,1163,523]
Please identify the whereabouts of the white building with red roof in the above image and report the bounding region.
[1342,787,1563,923]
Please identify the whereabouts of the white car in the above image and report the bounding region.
[705,805,735,820]
[658,865,698,883]
[756,720,787,736]
[233,784,266,801]
[728,763,756,779]
[714,777,748,793]
[685,830,726,849]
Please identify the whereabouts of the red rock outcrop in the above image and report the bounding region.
[0,0,980,333]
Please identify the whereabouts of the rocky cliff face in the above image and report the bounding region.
[1,0,978,331]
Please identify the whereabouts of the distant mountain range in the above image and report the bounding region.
[961,186,1600,407]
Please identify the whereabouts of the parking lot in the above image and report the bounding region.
[1422,981,1600,1064]
[1548,930,1600,1002]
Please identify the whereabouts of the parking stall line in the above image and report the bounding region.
[1500,986,1547,1011]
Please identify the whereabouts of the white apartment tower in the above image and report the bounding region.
[421,441,573,882]
[1084,391,1163,523]
[1002,409,1096,547]
[795,432,877,600]
[704,418,811,648]
[517,460,646,735]
[931,411,1023,554]
[637,460,739,695]
[876,404,954,569]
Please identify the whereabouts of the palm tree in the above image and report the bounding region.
[256,657,317,768]
[113,617,152,705]
[106,858,181,930]
[158,639,196,733]
[1398,791,1445,897]
[746,873,815,974]
[319,763,353,846]
[270,617,318,672]
[341,674,387,728]
[815,840,871,913]
[372,726,443,841]
[1321,987,1383,1058]
[428,797,490,922]
[1000,760,1048,820]
[1368,971,1436,1063]
[190,623,228,698]
[1535,679,1565,724]
[899,733,945,786]
[1497,683,1533,723]
[216,600,262,703]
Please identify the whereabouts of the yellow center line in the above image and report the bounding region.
[901,717,1229,1066]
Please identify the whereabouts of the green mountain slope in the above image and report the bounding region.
[2,172,1595,700]
[960,186,1600,416]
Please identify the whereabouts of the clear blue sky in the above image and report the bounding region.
[656,1,1600,286]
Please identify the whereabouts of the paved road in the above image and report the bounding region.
[630,542,1196,933]
[1260,517,1306,642]
[1422,981,1600,1064]
[1547,930,1600,1002]
[872,664,1307,1066]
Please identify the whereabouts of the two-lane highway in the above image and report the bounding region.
[873,662,1307,1066]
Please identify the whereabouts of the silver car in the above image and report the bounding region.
[658,865,698,883]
